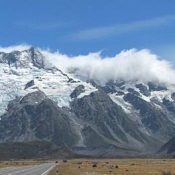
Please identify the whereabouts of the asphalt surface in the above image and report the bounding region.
[0,163,55,175]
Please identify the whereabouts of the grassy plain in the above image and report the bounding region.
[49,159,175,175]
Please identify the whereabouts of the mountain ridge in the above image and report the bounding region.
[0,46,175,157]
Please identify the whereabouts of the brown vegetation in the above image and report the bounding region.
[49,159,175,175]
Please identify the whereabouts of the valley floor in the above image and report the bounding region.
[49,159,175,175]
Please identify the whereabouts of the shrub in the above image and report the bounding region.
[92,163,97,167]
[162,171,175,175]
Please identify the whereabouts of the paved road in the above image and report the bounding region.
[0,163,55,175]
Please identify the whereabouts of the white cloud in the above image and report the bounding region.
[41,48,175,85]
[0,44,31,53]
[69,15,175,40]
[1,45,175,86]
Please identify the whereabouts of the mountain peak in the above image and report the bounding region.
[27,47,45,69]
[0,46,50,69]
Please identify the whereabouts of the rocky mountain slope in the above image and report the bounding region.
[159,136,175,155]
[0,47,175,157]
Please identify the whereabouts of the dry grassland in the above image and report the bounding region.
[49,159,175,175]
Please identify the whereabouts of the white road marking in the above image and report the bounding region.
[41,165,55,175]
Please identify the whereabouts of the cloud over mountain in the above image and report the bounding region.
[0,45,175,85]
[42,48,175,85]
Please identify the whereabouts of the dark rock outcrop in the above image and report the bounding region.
[148,82,167,91]
[136,83,150,96]
[124,93,175,138]
[163,98,175,113]
[28,47,45,69]
[0,91,78,147]
[24,80,35,90]
[70,85,85,98]
[159,136,175,154]
[71,89,157,151]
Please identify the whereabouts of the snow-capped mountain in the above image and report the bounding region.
[0,47,97,116]
[0,46,175,157]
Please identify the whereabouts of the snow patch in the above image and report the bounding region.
[0,50,97,116]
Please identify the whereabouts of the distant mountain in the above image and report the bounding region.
[0,47,175,158]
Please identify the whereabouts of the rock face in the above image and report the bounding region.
[136,83,150,96]
[0,47,175,157]
[71,89,156,152]
[123,93,175,138]
[0,91,78,147]
[159,136,175,154]
[148,82,167,91]
[70,85,85,99]
[71,90,153,146]
[24,80,35,90]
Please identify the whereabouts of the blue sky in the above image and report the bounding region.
[0,0,175,62]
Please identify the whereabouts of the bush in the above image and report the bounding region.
[162,171,175,175]
[63,159,67,163]
[92,163,97,167]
